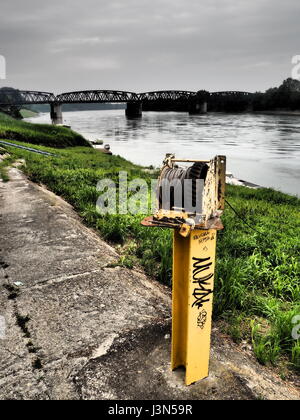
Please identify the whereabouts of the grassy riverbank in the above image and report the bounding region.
[1,137,299,375]
[0,112,90,147]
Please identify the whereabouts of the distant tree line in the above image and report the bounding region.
[252,78,300,111]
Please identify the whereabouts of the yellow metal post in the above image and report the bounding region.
[141,153,226,385]
[171,228,217,385]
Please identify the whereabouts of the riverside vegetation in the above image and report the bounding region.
[0,112,90,148]
[0,112,299,375]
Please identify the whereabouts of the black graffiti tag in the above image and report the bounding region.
[197,309,208,329]
[192,257,213,309]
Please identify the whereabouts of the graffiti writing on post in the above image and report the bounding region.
[192,257,213,311]
[193,232,216,244]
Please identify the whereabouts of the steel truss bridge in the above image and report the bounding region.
[0,89,253,106]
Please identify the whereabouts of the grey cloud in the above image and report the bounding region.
[0,0,299,93]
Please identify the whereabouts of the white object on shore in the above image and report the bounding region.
[226,172,244,186]
[226,172,261,189]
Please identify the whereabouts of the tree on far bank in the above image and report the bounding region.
[253,78,300,111]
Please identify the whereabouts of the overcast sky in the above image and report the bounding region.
[0,0,299,94]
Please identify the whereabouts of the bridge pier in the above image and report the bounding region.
[50,103,63,125]
[188,100,208,115]
[125,101,142,118]
[189,90,210,115]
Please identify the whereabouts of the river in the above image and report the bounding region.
[26,110,300,196]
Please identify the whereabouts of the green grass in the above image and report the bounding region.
[1,136,300,373]
[0,112,91,148]
[0,148,14,181]
[0,160,11,182]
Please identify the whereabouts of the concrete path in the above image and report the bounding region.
[0,167,299,400]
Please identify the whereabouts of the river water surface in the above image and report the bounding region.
[27,110,300,196]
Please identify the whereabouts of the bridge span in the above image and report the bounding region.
[0,88,254,123]
[56,90,140,103]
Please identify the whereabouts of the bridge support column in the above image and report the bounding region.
[50,103,63,125]
[125,101,142,118]
[189,101,207,115]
